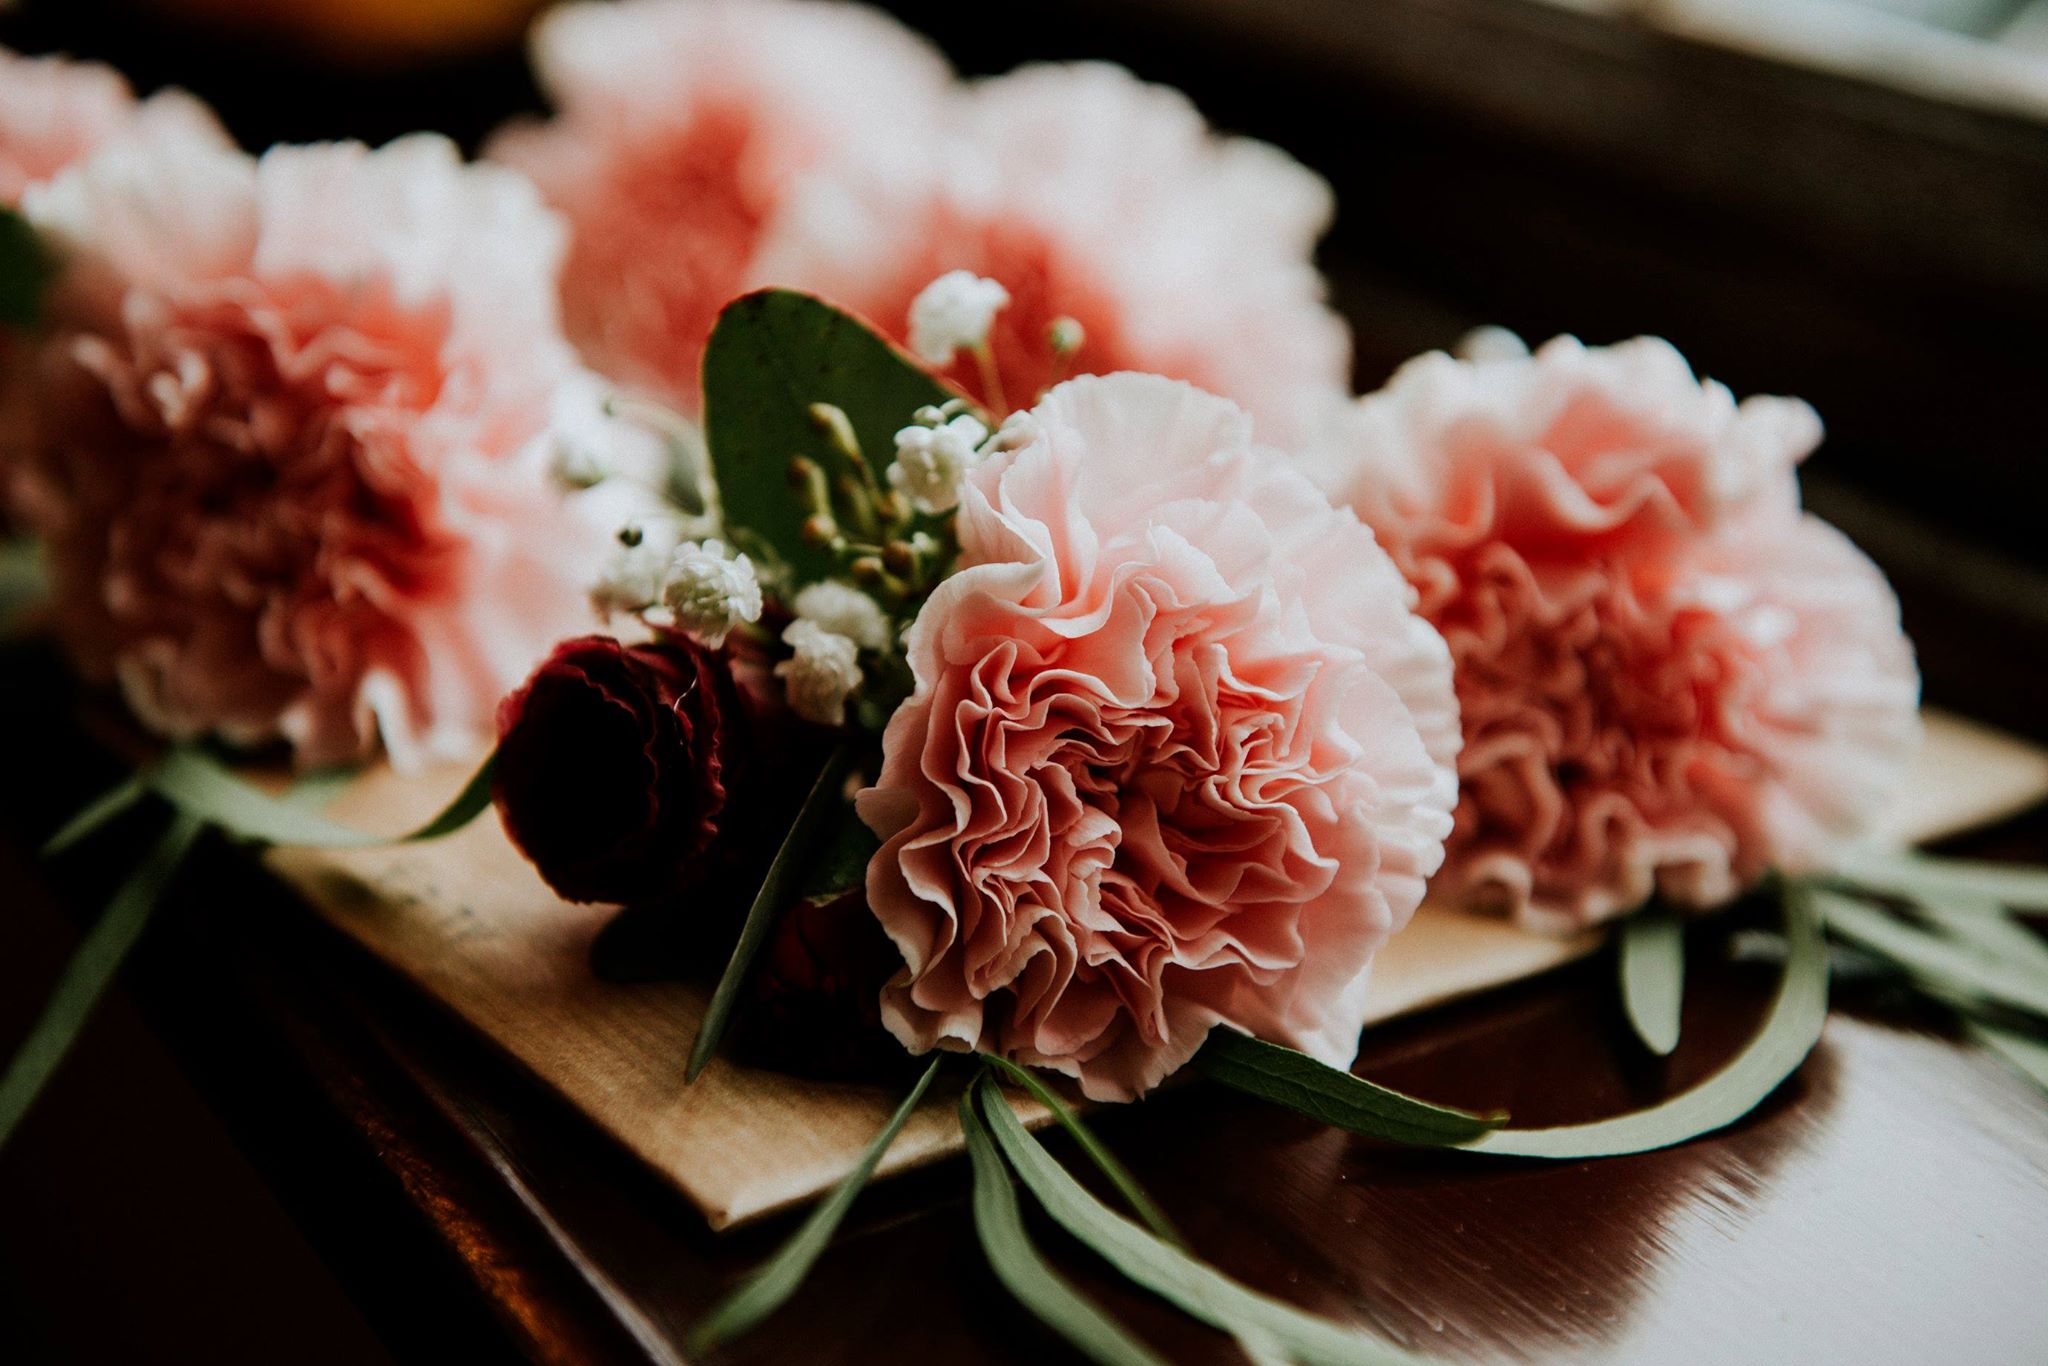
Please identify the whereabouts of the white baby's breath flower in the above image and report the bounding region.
[661,539,763,647]
[777,618,863,727]
[907,270,1010,364]
[792,580,891,652]
[591,515,685,618]
[888,412,990,515]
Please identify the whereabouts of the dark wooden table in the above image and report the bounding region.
[3,640,2046,1365]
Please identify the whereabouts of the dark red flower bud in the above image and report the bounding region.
[493,634,745,906]
[732,890,916,1082]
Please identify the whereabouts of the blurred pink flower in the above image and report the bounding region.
[486,0,951,411]
[859,374,1459,1100]
[1306,336,1921,931]
[759,62,1352,444]
[0,46,225,205]
[5,133,612,769]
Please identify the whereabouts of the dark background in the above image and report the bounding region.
[3,1,2045,1361]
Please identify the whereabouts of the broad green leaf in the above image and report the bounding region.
[1465,882,1829,1158]
[978,1085,1426,1366]
[688,743,855,1080]
[1819,889,2048,1020]
[146,747,494,848]
[1619,905,1685,1056]
[0,207,50,328]
[689,1056,941,1352]
[1832,846,2048,912]
[795,800,882,902]
[1194,1031,1507,1146]
[960,1084,1170,1366]
[43,775,150,857]
[980,1055,1184,1247]
[700,289,954,583]
[1,813,203,1149]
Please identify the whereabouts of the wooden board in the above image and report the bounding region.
[263,708,2048,1230]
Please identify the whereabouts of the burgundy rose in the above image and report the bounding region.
[493,633,746,906]
[732,890,915,1082]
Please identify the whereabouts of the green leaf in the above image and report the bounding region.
[1832,847,2048,912]
[145,747,494,848]
[978,1085,1426,1366]
[1464,882,1829,1158]
[1194,1031,1508,1146]
[1818,888,2048,1020]
[960,1083,1170,1366]
[0,206,51,329]
[0,535,47,633]
[701,289,954,583]
[1619,904,1685,1056]
[1,813,203,1149]
[43,775,150,857]
[688,1055,942,1353]
[979,1055,1185,1247]
[795,799,882,902]
[687,743,855,1080]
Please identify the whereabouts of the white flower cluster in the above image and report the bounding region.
[592,527,764,649]
[906,269,1010,365]
[886,402,1037,517]
[771,582,894,726]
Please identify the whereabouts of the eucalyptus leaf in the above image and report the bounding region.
[1194,1031,1507,1146]
[1464,882,1829,1158]
[146,746,494,848]
[1818,888,2048,1020]
[978,1085,1427,1366]
[1619,905,1685,1057]
[0,206,50,328]
[980,1055,1184,1247]
[960,1084,1170,1366]
[1,813,203,1149]
[795,801,882,902]
[1832,847,2048,913]
[43,775,150,857]
[687,743,855,1080]
[700,289,954,583]
[688,1055,941,1353]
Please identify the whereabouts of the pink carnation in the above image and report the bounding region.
[0,47,225,205]
[858,374,1459,1100]
[4,133,613,769]
[486,0,951,411]
[1305,336,1921,931]
[759,62,1351,443]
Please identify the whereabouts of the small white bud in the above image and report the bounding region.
[777,619,863,728]
[661,539,763,647]
[888,412,990,516]
[1047,316,1085,355]
[792,580,891,652]
[907,270,1011,365]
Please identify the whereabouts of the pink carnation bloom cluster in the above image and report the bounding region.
[758,61,1351,441]
[4,132,613,769]
[487,0,951,412]
[490,0,1349,440]
[860,374,1459,1100]
[0,46,225,205]
[1305,336,1921,931]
